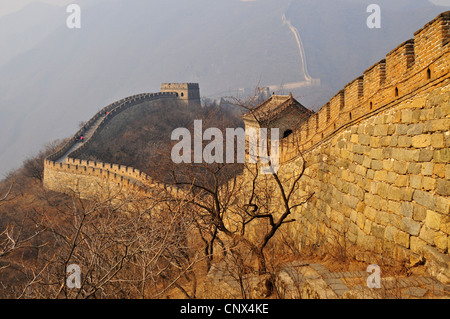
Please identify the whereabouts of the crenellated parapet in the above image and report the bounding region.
[278,11,450,163]
[43,88,189,199]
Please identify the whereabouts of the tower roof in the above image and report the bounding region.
[242,93,312,125]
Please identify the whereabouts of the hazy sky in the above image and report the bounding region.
[0,0,101,17]
[0,0,71,17]
[0,0,449,17]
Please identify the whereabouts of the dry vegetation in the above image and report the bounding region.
[0,97,430,299]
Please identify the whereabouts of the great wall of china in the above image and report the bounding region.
[44,12,450,285]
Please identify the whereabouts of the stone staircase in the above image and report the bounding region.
[201,260,450,299]
[277,261,450,299]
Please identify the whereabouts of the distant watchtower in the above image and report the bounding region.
[161,83,201,106]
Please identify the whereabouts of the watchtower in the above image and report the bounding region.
[161,83,201,106]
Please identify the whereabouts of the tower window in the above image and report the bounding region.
[427,68,431,80]
[181,92,184,97]
[394,87,399,97]
[283,129,293,138]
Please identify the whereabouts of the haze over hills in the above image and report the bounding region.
[0,0,448,177]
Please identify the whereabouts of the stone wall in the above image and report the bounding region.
[281,83,449,283]
[236,12,450,283]
[42,13,450,283]
[43,92,180,199]
[278,11,450,164]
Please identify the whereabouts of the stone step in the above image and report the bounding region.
[276,261,450,299]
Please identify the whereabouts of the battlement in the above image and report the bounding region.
[161,83,199,89]
[43,89,190,199]
[275,11,450,163]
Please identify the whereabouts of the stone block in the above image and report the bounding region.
[355,165,367,177]
[407,163,422,175]
[394,230,410,248]
[393,161,408,174]
[431,133,445,148]
[413,190,435,210]
[411,97,426,109]
[396,124,408,135]
[421,176,435,191]
[401,109,412,123]
[419,225,436,245]
[371,223,385,239]
[374,125,388,136]
[380,136,392,147]
[390,214,403,229]
[389,135,398,147]
[382,148,392,159]
[363,219,372,235]
[417,149,434,162]
[436,179,450,196]
[356,212,366,229]
[376,182,389,198]
[406,123,424,135]
[410,236,426,254]
[386,173,395,186]
[388,186,413,201]
[433,164,446,178]
[374,170,388,182]
[384,225,397,241]
[424,118,450,132]
[371,160,383,170]
[353,144,365,155]
[364,206,377,222]
[409,175,422,189]
[358,134,371,146]
[421,162,433,176]
[434,232,448,251]
[420,108,434,121]
[383,159,394,171]
[392,148,419,162]
[400,202,413,218]
[369,149,383,160]
[388,200,401,214]
[433,149,450,163]
[435,196,450,215]
[413,203,427,221]
[411,134,431,148]
[401,217,422,236]
[370,136,381,148]
[425,210,442,230]
[397,135,412,147]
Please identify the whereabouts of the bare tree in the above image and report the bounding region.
[159,93,314,276]
[16,184,200,299]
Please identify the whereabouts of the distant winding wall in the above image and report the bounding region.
[43,92,180,198]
